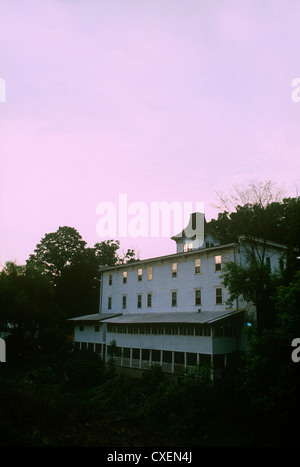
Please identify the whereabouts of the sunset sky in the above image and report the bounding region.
[0,0,300,265]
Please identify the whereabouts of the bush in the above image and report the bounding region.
[63,350,106,391]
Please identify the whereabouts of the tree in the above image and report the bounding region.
[94,240,121,267]
[0,262,58,357]
[94,240,138,266]
[55,247,101,319]
[210,183,299,333]
[222,256,280,332]
[26,226,87,282]
[209,180,291,244]
[26,230,137,320]
[213,179,285,213]
[237,271,300,444]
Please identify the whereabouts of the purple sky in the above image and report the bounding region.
[0,0,300,266]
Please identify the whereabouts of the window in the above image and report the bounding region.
[147,266,152,280]
[183,242,193,252]
[137,294,142,308]
[215,255,222,271]
[195,258,201,274]
[147,293,152,308]
[163,351,172,363]
[172,263,177,277]
[195,289,202,306]
[123,271,127,283]
[138,268,143,281]
[95,325,99,332]
[122,295,127,309]
[171,290,177,307]
[79,325,84,332]
[108,296,112,310]
[109,274,112,285]
[174,352,184,364]
[187,353,197,366]
[152,350,161,362]
[216,287,223,304]
[265,256,271,268]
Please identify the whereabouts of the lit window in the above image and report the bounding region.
[122,295,127,309]
[108,296,112,310]
[171,291,177,307]
[172,263,177,277]
[137,294,142,308]
[123,271,127,283]
[183,242,193,252]
[195,289,202,306]
[216,288,222,304]
[147,266,152,280]
[195,258,201,274]
[147,293,152,307]
[215,255,222,271]
[138,268,143,281]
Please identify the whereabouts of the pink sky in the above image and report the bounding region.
[0,0,300,266]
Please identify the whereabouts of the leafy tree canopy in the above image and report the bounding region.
[26,226,87,281]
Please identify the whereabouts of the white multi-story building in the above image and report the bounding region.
[70,213,285,376]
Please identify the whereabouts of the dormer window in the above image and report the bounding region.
[183,242,193,252]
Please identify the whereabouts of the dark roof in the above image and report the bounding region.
[103,310,243,325]
[68,313,122,322]
[70,310,244,325]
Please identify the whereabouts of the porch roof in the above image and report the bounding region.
[100,310,244,325]
[68,313,122,322]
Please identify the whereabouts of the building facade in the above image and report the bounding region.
[70,213,285,377]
